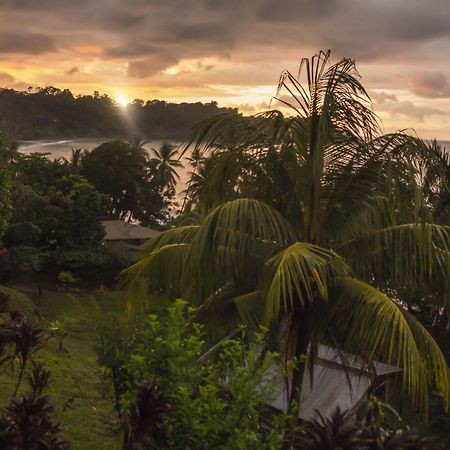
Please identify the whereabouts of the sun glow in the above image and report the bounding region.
[116,94,129,107]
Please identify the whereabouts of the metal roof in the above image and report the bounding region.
[101,220,161,241]
[269,345,401,419]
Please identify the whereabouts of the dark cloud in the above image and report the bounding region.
[128,56,179,78]
[372,89,447,122]
[410,72,450,98]
[0,71,14,83]
[0,71,31,90]
[371,91,398,104]
[0,32,57,54]
[197,61,214,71]
[66,67,79,75]
[202,0,243,11]
[0,0,90,10]
[381,3,449,42]
[257,0,338,22]
[378,100,445,122]
[99,11,145,30]
[10,1,450,64]
[174,23,235,43]
[104,42,162,59]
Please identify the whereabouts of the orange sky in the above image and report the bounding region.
[1,0,449,139]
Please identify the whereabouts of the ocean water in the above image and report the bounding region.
[18,138,181,159]
[18,138,191,202]
[17,137,450,203]
[436,140,450,150]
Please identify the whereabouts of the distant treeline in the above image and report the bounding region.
[0,86,238,140]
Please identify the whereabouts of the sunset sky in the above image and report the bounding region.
[1,0,450,139]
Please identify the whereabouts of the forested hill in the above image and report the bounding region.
[0,86,238,140]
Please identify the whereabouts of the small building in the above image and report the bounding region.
[101,220,161,246]
[269,345,401,419]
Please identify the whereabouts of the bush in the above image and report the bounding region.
[0,294,69,448]
[95,300,289,449]
[58,271,77,285]
[49,245,135,287]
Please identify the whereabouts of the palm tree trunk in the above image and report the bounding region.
[306,113,320,244]
[285,316,309,449]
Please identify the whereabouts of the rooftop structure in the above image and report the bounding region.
[101,220,160,243]
[269,345,401,419]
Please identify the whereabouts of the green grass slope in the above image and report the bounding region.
[0,284,36,315]
[0,287,125,450]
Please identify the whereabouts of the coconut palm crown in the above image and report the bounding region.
[124,51,450,417]
[149,142,183,192]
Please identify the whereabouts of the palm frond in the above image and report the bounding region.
[340,223,450,300]
[261,242,348,322]
[275,50,379,140]
[401,309,449,411]
[233,291,263,329]
[193,198,298,258]
[329,277,449,414]
[140,225,200,254]
[196,151,248,211]
[189,198,297,301]
[122,243,190,312]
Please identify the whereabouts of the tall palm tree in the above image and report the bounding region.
[424,140,450,224]
[182,153,224,213]
[123,52,450,426]
[64,148,87,168]
[127,135,149,153]
[149,142,183,192]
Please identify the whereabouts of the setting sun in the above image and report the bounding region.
[116,95,129,107]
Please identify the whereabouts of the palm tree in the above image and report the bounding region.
[123,52,450,428]
[424,140,450,224]
[149,143,184,193]
[127,135,149,153]
[182,153,223,213]
[58,148,87,170]
[65,148,87,168]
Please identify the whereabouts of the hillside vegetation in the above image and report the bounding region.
[0,87,237,140]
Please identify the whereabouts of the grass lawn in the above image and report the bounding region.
[0,285,126,450]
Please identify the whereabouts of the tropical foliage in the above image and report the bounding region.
[0,135,181,285]
[297,398,432,450]
[150,142,184,195]
[425,140,450,225]
[124,51,450,421]
[0,292,69,449]
[95,300,289,449]
[0,152,109,282]
[80,139,164,223]
[0,134,12,237]
[0,167,11,240]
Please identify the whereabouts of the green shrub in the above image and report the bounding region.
[96,300,289,449]
[57,271,77,285]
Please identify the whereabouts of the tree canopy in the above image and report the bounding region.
[0,87,237,140]
[80,139,171,225]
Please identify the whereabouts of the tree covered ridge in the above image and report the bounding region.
[0,86,238,140]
